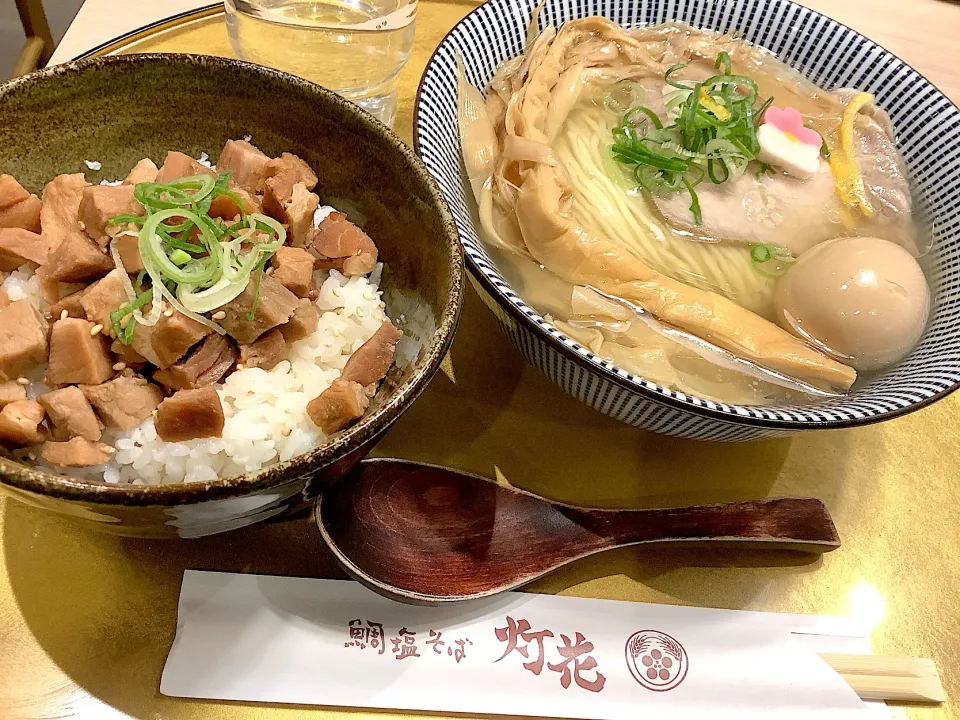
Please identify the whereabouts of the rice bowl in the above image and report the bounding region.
[0,54,462,537]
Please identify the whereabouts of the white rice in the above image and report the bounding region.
[5,210,394,486]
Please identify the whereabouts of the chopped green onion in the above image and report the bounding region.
[177,213,285,314]
[110,289,152,344]
[750,244,772,263]
[107,213,146,226]
[664,63,691,90]
[169,249,192,266]
[749,243,796,278]
[754,162,775,180]
[245,256,270,321]
[623,105,663,131]
[140,209,219,286]
[755,96,774,126]
[682,178,702,225]
[804,124,832,159]
[715,51,732,76]
[610,52,771,224]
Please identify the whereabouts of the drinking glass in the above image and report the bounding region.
[224,0,417,127]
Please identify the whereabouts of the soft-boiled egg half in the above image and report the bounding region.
[774,236,929,371]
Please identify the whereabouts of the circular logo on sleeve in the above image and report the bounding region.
[625,630,689,691]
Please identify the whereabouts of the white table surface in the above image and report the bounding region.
[50,0,212,65]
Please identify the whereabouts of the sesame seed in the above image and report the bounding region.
[212,311,226,320]
[265,267,275,275]
[282,428,292,437]
[59,309,68,320]
[112,362,126,371]
[332,287,342,297]
[236,363,245,371]
[163,309,174,318]
[16,377,29,386]
[378,301,386,308]
[363,292,375,301]
[332,328,341,337]
[356,308,364,317]
[90,324,104,336]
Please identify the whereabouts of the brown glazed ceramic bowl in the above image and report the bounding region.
[0,54,462,538]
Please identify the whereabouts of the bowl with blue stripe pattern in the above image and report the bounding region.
[414,0,960,440]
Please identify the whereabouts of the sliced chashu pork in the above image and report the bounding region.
[647,80,917,257]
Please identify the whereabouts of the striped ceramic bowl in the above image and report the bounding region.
[414,0,960,440]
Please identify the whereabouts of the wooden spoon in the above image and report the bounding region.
[315,458,840,604]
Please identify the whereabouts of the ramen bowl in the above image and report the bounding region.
[414,0,960,440]
[0,54,463,537]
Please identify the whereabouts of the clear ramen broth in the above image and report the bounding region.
[457,17,931,405]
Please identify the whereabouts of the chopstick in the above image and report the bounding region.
[819,653,945,704]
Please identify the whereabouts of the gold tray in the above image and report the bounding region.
[1,4,958,719]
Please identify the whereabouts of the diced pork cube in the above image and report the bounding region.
[263,174,319,248]
[0,228,48,270]
[238,328,286,371]
[264,152,318,191]
[42,232,114,283]
[208,184,261,220]
[306,379,370,434]
[35,273,80,306]
[124,159,158,185]
[113,232,143,273]
[0,381,26,407]
[0,194,42,233]
[153,334,237,391]
[124,305,210,369]
[154,386,225,442]
[217,140,271,193]
[79,269,128,332]
[262,169,298,219]
[41,437,115,467]
[111,338,148,366]
[0,175,30,209]
[340,321,402,386]
[288,184,320,248]
[0,300,48,381]
[0,399,45,446]
[152,310,211,369]
[41,173,89,253]
[48,287,88,320]
[81,374,162,431]
[39,386,101,441]
[310,212,378,275]
[216,274,299,344]
[78,185,145,246]
[47,317,114,385]
[155,151,216,184]
[280,299,320,343]
[270,246,315,297]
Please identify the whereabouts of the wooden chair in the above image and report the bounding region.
[13,0,55,77]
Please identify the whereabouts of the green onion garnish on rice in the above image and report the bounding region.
[106,171,286,342]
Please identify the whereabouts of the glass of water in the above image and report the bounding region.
[224,0,417,127]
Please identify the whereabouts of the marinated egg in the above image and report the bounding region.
[774,236,929,371]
